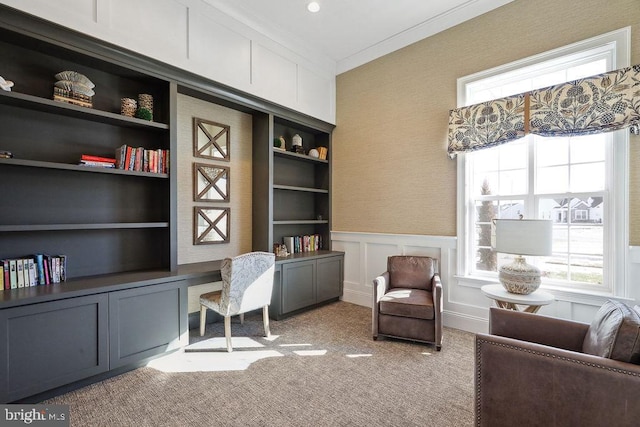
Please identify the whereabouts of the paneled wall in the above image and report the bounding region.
[0,0,336,123]
[333,0,640,331]
[177,94,253,313]
[335,231,640,333]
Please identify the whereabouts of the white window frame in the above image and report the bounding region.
[455,28,630,299]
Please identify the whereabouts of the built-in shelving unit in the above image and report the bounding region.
[0,17,175,280]
[0,4,341,403]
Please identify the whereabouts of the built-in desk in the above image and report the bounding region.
[0,254,343,403]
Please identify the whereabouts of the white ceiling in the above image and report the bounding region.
[202,0,514,73]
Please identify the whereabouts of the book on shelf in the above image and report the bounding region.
[283,234,323,254]
[1,255,67,287]
[1,260,7,290]
[115,144,169,174]
[16,259,24,288]
[79,154,117,168]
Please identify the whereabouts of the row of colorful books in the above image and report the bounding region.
[283,234,323,254]
[0,255,67,290]
[115,145,169,173]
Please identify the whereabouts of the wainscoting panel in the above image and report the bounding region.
[332,232,640,335]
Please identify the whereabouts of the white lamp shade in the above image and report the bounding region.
[493,219,552,256]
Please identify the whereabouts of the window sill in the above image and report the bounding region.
[455,275,633,307]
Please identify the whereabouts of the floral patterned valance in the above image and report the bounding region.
[530,65,640,136]
[447,64,640,159]
[447,94,527,159]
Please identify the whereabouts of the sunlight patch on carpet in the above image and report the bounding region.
[346,354,372,358]
[293,350,327,356]
[147,349,283,372]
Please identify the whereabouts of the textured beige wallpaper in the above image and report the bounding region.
[334,0,640,240]
[176,94,253,264]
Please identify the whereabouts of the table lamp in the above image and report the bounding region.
[493,218,553,295]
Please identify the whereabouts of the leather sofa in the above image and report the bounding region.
[475,301,640,426]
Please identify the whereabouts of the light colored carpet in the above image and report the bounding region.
[45,301,475,426]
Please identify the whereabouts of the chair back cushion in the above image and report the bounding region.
[220,251,276,316]
[387,256,435,291]
[582,299,640,364]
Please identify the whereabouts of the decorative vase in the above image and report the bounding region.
[499,255,541,294]
[121,98,136,117]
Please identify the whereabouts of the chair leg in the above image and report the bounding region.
[263,305,271,338]
[239,313,244,324]
[224,315,232,352]
[199,305,207,337]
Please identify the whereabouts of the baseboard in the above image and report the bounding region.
[341,289,371,308]
[443,310,488,334]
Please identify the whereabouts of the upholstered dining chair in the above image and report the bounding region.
[373,255,443,350]
[199,251,276,352]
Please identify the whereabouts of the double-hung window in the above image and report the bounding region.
[457,29,630,295]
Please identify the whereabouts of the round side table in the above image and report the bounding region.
[481,284,554,313]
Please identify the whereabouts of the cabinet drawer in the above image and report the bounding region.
[0,294,109,402]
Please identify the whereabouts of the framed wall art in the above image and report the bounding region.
[193,117,230,161]
[193,163,230,202]
[194,207,230,245]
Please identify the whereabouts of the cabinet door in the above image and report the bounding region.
[281,260,316,314]
[316,255,344,302]
[0,294,109,403]
[109,281,188,369]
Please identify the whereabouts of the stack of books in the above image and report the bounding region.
[115,144,169,173]
[283,234,323,254]
[1,255,67,290]
[79,154,116,168]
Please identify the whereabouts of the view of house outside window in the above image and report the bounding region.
[460,34,628,293]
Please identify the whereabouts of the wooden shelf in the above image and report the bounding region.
[0,157,169,178]
[0,223,169,232]
[273,148,328,164]
[273,220,329,225]
[0,90,169,130]
[273,184,328,193]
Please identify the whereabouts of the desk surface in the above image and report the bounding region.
[481,284,554,305]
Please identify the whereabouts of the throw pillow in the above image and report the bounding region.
[582,299,640,364]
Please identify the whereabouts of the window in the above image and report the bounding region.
[457,29,629,295]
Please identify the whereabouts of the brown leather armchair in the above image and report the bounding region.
[476,306,640,426]
[372,255,442,350]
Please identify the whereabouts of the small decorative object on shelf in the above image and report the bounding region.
[53,70,94,108]
[137,93,153,121]
[308,148,319,158]
[292,133,304,154]
[274,136,286,150]
[121,97,137,117]
[316,146,328,160]
[0,75,14,91]
[273,243,289,257]
[0,150,13,159]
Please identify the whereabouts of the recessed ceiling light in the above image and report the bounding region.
[307,2,320,13]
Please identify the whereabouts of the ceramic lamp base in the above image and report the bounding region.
[499,255,541,295]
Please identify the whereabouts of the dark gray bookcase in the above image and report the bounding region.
[0,21,175,279]
[252,113,342,319]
